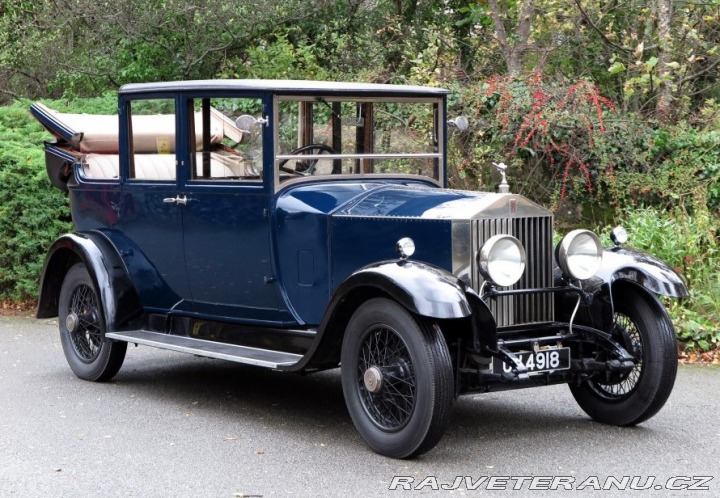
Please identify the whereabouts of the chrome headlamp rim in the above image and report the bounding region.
[478,234,526,287]
[556,229,603,281]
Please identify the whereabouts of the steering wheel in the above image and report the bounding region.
[279,144,336,176]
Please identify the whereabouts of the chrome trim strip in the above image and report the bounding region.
[276,152,442,161]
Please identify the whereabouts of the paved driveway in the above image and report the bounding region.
[1,316,718,497]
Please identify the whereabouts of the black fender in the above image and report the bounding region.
[555,246,688,333]
[589,247,689,298]
[335,260,472,319]
[36,232,142,331]
[465,287,498,352]
[281,259,473,371]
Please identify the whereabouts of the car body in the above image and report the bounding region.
[31,79,688,458]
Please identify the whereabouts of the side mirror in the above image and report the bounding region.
[448,116,469,131]
[235,115,259,134]
[234,115,268,145]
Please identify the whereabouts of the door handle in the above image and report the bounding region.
[163,195,189,205]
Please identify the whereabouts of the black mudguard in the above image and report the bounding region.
[592,247,689,298]
[332,260,472,319]
[556,246,689,333]
[36,232,142,331]
[283,259,474,371]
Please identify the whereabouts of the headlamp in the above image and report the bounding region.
[556,229,602,280]
[478,235,526,287]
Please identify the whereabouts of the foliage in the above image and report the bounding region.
[450,74,627,206]
[220,32,330,81]
[602,125,720,216]
[0,101,72,300]
[614,206,719,352]
[0,95,120,300]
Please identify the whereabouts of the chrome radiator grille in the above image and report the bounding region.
[472,215,554,327]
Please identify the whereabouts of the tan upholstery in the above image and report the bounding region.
[83,154,177,179]
[83,154,121,178]
[33,103,242,154]
[83,152,248,180]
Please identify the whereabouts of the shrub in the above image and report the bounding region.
[0,99,86,300]
[603,126,720,217]
[617,206,719,352]
[448,75,656,208]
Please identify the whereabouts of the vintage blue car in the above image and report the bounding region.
[31,80,688,458]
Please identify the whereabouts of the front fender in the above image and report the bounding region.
[36,232,142,331]
[333,260,472,319]
[588,247,689,298]
[554,247,687,333]
[282,259,471,372]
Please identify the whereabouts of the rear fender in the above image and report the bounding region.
[36,232,142,331]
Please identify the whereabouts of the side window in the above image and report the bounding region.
[188,97,264,182]
[276,98,441,182]
[128,99,177,181]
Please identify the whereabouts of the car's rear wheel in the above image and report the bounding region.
[570,285,677,426]
[58,263,127,381]
[341,298,454,458]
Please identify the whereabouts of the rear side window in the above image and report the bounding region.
[127,99,177,181]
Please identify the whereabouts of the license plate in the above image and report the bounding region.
[492,347,571,375]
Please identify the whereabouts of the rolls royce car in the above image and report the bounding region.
[30,80,688,458]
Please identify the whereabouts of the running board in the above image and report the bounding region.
[105,330,303,369]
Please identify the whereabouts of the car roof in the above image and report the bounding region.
[119,79,450,97]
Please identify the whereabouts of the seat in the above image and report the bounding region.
[83,153,240,180]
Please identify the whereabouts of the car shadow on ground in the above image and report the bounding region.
[102,347,638,458]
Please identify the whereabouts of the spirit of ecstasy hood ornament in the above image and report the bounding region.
[493,162,510,193]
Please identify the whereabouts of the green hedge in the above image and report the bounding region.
[0,95,120,301]
[613,207,719,351]
[0,101,74,300]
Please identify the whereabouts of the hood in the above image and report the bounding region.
[336,185,551,220]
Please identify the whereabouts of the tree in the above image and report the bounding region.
[487,0,536,77]
[574,0,720,121]
[655,0,674,121]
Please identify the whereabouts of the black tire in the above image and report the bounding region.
[570,285,677,426]
[58,263,127,381]
[341,298,454,458]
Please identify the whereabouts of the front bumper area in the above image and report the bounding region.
[457,285,636,395]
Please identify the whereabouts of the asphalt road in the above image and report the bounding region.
[1,315,718,497]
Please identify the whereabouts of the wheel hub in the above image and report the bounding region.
[363,366,384,394]
[66,312,79,333]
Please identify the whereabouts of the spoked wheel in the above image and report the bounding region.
[592,312,644,397]
[58,263,126,381]
[357,327,416,431]
[341,298,454,458]
[570,285,677,426]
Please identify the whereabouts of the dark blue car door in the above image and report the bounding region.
[178,95,294,325]
[116,96,193,312]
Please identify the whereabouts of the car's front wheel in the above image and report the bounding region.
[341,298,454,458]
[58,263,127,381]
[570,285,677,426]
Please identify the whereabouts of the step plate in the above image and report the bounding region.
[105,330,302,369]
